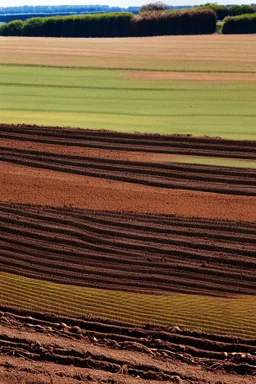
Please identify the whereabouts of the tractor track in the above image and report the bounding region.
[0,307,255,383]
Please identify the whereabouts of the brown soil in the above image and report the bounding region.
[1,137,256,196]
[0,138,166,163]
[0,202,255,297]
[0,307,255,384]
[1,161,255,222]
[0,124,255,222]
[1,125,256,197]
[126,71,256,82]
[1,124,255,160]
[0,124,255,383]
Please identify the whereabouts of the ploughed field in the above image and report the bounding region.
[1,124,256,196]
[0,35,256,383]
[0,203,255,297]
[0,126,256,382]
[0,307,255,384]
[0,123,255,345]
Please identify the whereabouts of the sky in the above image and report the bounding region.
[0,1,254,8]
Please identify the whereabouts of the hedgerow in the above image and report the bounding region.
[198,4,255,21]
[222,13,256,34]
[0,19,23,36]
[0,9,216,38]
[229,5,255,17]
[20,13,133,38]
[198,4,229,21]
[132,9,216,36]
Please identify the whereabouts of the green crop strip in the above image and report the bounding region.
[165,155,256,169]
[0,272,255,338]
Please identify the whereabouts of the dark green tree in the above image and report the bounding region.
[229,5,255,16]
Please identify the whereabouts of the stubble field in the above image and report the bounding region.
[0,35,255,383]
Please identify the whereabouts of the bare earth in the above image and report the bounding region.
[0,307,255,384]
[1,162,256,222]
[0,125,255,383]
[0,202,255,297]
[0,124,255,222]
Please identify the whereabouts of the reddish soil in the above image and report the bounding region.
[0,307,255,384]
[0,124,255,383]
[1,124,255,160]
[1,161,256,223]
[1,139,256,196]
[0,202,255,297]
[0,124,256,196]
[0,124,256,222]
[0,137,168,163]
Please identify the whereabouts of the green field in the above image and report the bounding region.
[1,64,256,139]
[171,155,256,168]
[1,272,255,338]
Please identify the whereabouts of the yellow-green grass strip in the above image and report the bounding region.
[162,155,256,169]
[0,272,255,338]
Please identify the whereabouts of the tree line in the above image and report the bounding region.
[0,9,217,38]
[199,4,256,21]
[222,13,256,34]
[0,5,126,15]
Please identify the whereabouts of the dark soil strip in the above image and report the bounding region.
[0,203,255,297]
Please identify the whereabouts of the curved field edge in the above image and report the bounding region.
[0,272,255,338]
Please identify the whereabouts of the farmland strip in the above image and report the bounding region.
[0,203,255,297]
[0,146,256,195]
[0,306,255,380]
[0,124,256,159]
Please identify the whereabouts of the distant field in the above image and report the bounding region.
[1,272,255,338]
[0,35,256,139]
[0,64,256,139]
[1,35,256,72]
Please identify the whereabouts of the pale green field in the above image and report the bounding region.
[1,272,255,338]
[168,155,256,168]
[1,65,256,139]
